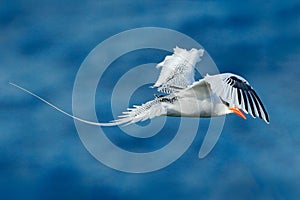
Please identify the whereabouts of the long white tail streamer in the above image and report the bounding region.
[9,82,118,126]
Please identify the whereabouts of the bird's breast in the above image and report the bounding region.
[164,97,222,118]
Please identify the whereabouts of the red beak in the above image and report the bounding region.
[229,107,246,119]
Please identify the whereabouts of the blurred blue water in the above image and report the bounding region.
[1,0,300,199]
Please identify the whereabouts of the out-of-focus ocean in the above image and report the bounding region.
[1,1,300,199]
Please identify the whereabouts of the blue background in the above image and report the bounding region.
[2,0,300,199]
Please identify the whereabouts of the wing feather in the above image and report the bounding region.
[204,73,269,123]
[153,46,204,94]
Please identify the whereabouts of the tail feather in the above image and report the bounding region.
[9,82,166,127]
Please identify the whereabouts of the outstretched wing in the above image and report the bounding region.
[152,46,204,94]
[204,73,269,123]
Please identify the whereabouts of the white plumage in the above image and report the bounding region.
[153,46,204,94]
[105,47,269,126]
[10,46,269,126]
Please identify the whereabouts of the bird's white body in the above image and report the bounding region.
[10,46,269,126]
[161,81,228,118]
[107,47,269,126]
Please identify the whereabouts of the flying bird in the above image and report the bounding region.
[10,47,269,126]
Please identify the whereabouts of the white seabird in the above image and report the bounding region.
[10,47,269,126]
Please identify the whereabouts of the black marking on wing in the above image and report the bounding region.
[246,90,255,115]
[228,76,252,90]
[237,89,242,104]
[225,76,269,123]
[159,96,178,104]
[241,90,249,112]
[250,89,269,123]
[226,76,253,112]
[249,91,262,119]
[154,94,165,98]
